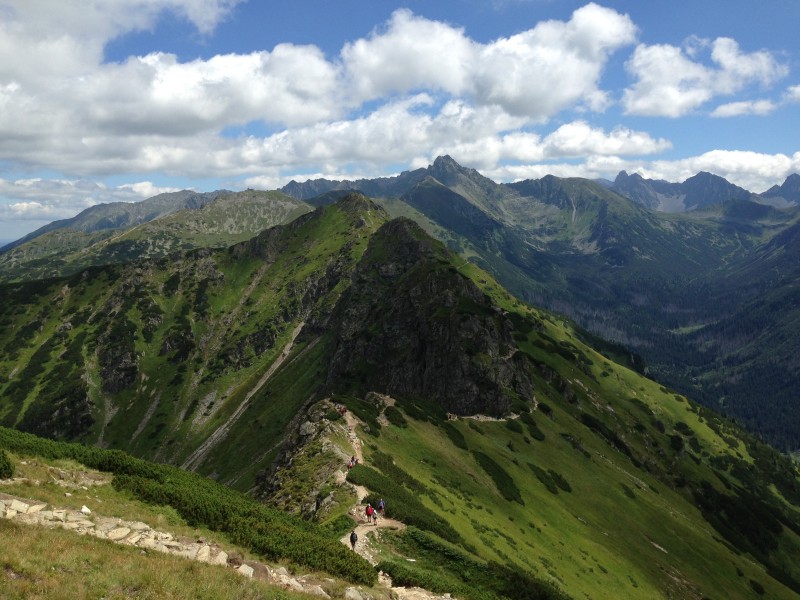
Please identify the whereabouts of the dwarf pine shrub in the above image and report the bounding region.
[0,449,13,479]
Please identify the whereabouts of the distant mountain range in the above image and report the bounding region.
[0,189,311,282]
[2,157,799,451]
[283,159,799,213]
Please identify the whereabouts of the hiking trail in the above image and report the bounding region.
[339,408,452,600]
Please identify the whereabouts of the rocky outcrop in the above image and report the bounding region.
[257,398,355,518]
[326,218,536,416]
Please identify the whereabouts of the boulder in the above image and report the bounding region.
[344,588,365,600]
[107,527,131,541]
[299,421,316,437]
[237,564,254,578]
[196,545,211,562]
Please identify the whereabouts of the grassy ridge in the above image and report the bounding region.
[0,518,305,600]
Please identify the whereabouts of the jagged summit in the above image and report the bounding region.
[763,173,800,203]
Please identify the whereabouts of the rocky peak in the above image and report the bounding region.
[762,173,800,203]
[325,218,535,416]
[682,171,752,209]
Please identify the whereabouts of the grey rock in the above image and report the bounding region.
[237,564,254,578]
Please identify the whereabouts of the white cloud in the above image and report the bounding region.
[342,9,476,100]
[0,4,641,180]
[711,99,777,117]
[540,121,671,157]
[783,85,800,103]
[623,37,788,117]
[472,3,636,118]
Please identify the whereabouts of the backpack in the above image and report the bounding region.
[350,531,357,543]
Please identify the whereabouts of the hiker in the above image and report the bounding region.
[378,498,385,516]
[365,503,373,522]
[349,530,357,550]
[372,509,378,526]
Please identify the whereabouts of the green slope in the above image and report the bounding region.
[0,194,384,486]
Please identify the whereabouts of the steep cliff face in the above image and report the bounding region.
[325,218,535,416]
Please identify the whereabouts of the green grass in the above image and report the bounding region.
[0,519,307,600]
[0,428,377,586]
[354,378,800,600]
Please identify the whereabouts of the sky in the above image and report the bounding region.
[1,0,800,243]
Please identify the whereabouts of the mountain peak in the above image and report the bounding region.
[762,173,800,202]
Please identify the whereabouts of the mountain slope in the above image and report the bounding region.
[286,159,800,449]
[611,170,760,212]
[0,190,311,283]
[0,194,384,488]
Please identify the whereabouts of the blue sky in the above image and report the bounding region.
[1,0,800,242]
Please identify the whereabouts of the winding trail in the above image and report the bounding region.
[337,408,452,600]
[340,410,404,563]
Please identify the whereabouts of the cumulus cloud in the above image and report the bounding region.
[623,37,788,116]
[341,9,476,100]
[473,3,635,117]
[783,85,800,103]
[540,121,671,157]
[0,3,641,179]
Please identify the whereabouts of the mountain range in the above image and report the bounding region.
[279,157,800,451]
[3,158,800,453]
[2,193,800,598]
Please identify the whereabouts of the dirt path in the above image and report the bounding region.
[338,411,451,600]
[343,411,364,464]
[339,511,405,565]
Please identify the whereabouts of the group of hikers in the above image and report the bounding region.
[346,455,358,470]
[349,498,386,550]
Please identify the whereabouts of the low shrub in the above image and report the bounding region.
[472,451,523,505]
[0,449,14,479]
[0,427,376,585]
[442,422,468,450]
[528,463,559,495]
[384,406,408,428]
